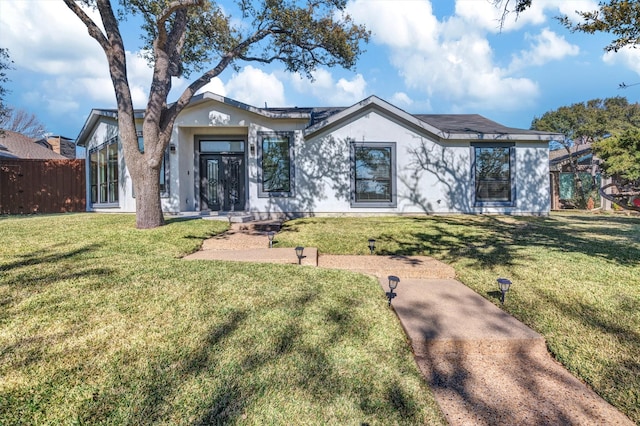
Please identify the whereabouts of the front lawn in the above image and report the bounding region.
[0,214,445,425]
[276,212,640,423]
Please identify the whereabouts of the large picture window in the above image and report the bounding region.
[473,144,515,205]
[89,137,119,205]
[258,132,293,197]
[351,142,396,207]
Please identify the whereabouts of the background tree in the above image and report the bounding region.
[64,0,369,229]
[0,107,47,139]
[532,97,640,206]
[0,48,13,135]
[495,0,640,52]
[594,128,640,183]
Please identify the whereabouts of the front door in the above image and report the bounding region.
[200,154,245,211]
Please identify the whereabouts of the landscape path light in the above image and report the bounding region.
[368,238,376,255]
[268,231,275,248]
[387,275,400,306]
[497,278,512,305]
[295,246,304,265]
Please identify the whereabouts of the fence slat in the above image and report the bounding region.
[0,159,86,214]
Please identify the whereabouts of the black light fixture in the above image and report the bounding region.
[268,231,275,248]
[497,278,512,304]
[368,238,376,255]
[295,246,304,265]
[387,275,400,306]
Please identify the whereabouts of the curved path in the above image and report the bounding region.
[184,221,633,425]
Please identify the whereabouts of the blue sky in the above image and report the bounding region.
[2,0,640,142]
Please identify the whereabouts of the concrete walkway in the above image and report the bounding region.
[184,222,633,425]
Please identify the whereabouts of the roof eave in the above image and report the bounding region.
[447,132,562,141]
[189,92,311,120]
[75,109,121,147]
[304,95,444,138]
[303,96,562,142]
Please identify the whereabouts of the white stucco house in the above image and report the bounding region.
[75,93,556,218]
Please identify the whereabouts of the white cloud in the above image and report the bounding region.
[351,0,439,50]
[0,1,104,75]
[454,0,600,33]
[390,92,414,107]
[225,66,286,107]
[290,69,367,105]
[454,0,545,33]
[195,78,227,97]
[0,1,158,113]
[510,28,579,71]
[348,0,543,111]
[603,46,640,75]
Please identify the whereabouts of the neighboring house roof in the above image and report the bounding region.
[549,142,596,171]
[0,130,67,159]
[75,93,562,146]
[549,142,593,163]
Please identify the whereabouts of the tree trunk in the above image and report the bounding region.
[132,165,164,229]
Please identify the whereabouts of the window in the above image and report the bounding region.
[258,132,293,197]
[89,137,119,205]
[137,132,169,197]
[351,142,396,207]
[473,144,515,205]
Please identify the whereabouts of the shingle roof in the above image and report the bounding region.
[549,142,592,163]
[268,107,554,137]
[76,93,561,145]
[414,114,552,136]
[0,130,67,159]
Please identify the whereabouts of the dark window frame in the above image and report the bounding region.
[88,136,119,207]
[257,132,295,198]
[471,142,516,207]
[350,141,397,208]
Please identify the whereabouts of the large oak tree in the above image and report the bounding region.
[64,0,369,228]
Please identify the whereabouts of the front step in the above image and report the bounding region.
[200,211,254,223]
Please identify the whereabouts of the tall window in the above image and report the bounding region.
[351,142,396,207]
[258,132,293,197]
[89,137,118,205]
[137,132,169,197]
[474,145,515,205]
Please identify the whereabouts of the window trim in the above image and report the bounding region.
[88,136,119,207]
[257,131,295,198]
[471,142,516,207]
[350,141,397,208]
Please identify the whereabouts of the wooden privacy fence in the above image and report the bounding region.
[0,159,85,214]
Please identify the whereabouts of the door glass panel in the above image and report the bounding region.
[200,141,245,153]
[227,158,240,208]
[207,159,219,205]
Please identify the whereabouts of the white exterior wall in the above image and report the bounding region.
[81,98,550,216]
[263,109,550,216]
[171,100,308,214]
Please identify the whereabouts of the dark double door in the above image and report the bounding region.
[200,154,245,211]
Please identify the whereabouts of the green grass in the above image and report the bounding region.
[275,212,640,423]
[0,214,445,425]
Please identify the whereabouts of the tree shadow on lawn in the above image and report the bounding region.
[0,243,116,309]
[78,278,430,425]
[373,215,640,269]
[528,286,640,422]
[1,243,101,272]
